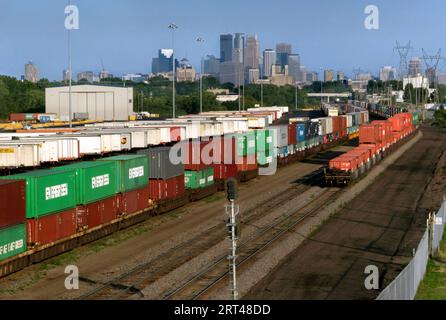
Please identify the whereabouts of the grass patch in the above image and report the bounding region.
[416,232,446,300]
[203,193,225,204]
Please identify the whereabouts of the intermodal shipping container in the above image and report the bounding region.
[270,125,288,148]
[76,195,119,230]
[137,146,184,180]
[296,123,306,142]
[0,169,77,219]
[52,161,117,205]
[257,149,274,166]
[359,124,383,144]
[0,180,26,229]
[98,154,148,193]
[118,186,151,215]
[235,132,256,156]
[255,129,274,152]
[329,155,359,172]
[27,208,77,246]
[185,170,207,189]
[0,223,27,261]
[212,164,238,180]
[288,124,297,145]
[149,175,185,201]
[179,139,212,171]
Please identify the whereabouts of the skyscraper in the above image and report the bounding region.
[263,49,276,77]
[324,69,334,82]
[220,34,233,63]
[276,42,292,70]
[204,55,220,78]
[219,61,243,87]
[379,66,397,81]
[288,54,301,81]
[233,33,245,63]
[337,71,345,81]
[408,57,422,76]
[152,49,178,74]
[244,35,260,71]
[25,62,39,83]
[62,69,71,83]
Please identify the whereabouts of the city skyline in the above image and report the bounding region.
[1,0,446,80]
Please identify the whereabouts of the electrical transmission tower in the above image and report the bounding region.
[421,48,445,104]
[394,41,412,79]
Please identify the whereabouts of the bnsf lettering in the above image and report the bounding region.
[0,239,24,256]
[129,166,144,179]
[45,183,68,200]
[91,174,110,189]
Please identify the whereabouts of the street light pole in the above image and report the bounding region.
[196,37,205,113]
[168,23,178,118]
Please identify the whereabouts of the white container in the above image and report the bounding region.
[20,136,80,161]
[68,135,102,155]
[248,117,267,129]
[130,130,147,148]
[0,142,40,168]
[146,128,161,146]
[269,125,288,148]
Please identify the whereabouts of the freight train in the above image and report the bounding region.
[0,107,371,278]
[324,111,421,185]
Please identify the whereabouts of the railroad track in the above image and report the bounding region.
[77,170,325,300]
[162,188,341,300]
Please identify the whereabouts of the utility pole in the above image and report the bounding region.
[196,37,205,113]
[168,23,178,118]
[225,179,239,300]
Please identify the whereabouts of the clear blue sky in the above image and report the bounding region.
[1,0,445,81]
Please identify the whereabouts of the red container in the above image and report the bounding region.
[27,209,77,246]
[0,180,26,229]
[388,117,404,132]
[170,127,182,142]
[359,124,383,144]
[9,114,26,122]
[357,144,376,158]
[149,175,185,202]
[213,164,239,180]
[288,124,297,145]
[180,139,213,170]
[329,155,359,172]
[76,196,119,230]
[118,187,151,215]
[236,155,258,172]
[346,148,369,164]
[372,120,393,143]
[211,136,238,164]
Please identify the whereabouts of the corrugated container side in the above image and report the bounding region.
[0,223,27,261]
[117,186,150,215]
[0,180,26,229]
[137,147,184,180]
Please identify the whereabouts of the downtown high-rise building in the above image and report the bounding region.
[152,49,178,74]
[25,62,39,83]
[276,42,292,71]
[204,55,220,78]
[408,57,422,76]
[337,71,345,81]
[244,34,260,71]
[232,33,245,63]
[287,54,301,82]
[379,66,397,81]
[324,69,334,82]
[263,49,276,77]
[62,69,71,83]
[220,34,233,63]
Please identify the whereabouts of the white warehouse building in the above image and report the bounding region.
[45,85,134,121]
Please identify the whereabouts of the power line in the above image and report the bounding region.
[394,41,413,80]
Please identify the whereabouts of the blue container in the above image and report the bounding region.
[296,123,306,142]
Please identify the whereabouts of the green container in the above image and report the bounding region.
[0,169,77,218]
[255,129,275,152]
[0,224,27,262]
[98,155,148,193]
[185,170,206,189]
[234,131,256,157]
[52,161,118,205]
[204,167,214,187]
[411,111,420,126]
[257,149,274,166]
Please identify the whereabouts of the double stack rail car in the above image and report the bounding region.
[0,107,376,278]
[324,112,419,185]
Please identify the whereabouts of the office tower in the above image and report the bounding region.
[25,62,39,83]
[248,68,260,83]
[62,69,71,83]
[408,57,422,76]
[299,66,307,83]
[306,71,318,82]
[219,61,243,87]
[276,42,292,70]
[244,34,260,70]
[152,49,178,74]
[220,34,233,63]
[263,49,276,77]
[203,55,220,78]
[77,71,95,82]
[99,70,113,80]
[379,66,397,81]
[287,54,301,81]
[324,69,334,82]
[233,33,245,63]
[337,71,345,81]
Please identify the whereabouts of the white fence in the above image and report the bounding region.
[377,197,446,300]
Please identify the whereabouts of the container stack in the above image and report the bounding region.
[98,155,149,215]
[0,180,27,262]
[53,161,119,231]
[0,169,78,247]
[137,146,186,205]
[255,129,274,166]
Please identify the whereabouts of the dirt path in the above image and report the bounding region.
[246,126,446,300]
